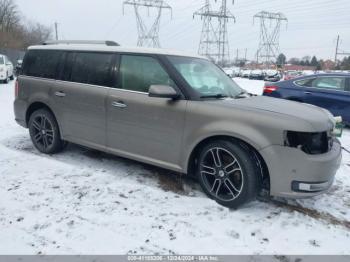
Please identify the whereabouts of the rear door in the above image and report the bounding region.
[106,54,187,171]
[301,76,349,119]
[52,51,115,149]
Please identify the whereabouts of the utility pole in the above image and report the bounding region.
[194,0,235,66]
[123,0,172,48]
[334,35,350,66]
[254,11,287,66]
[54,22,58,41]
[334,35,340,63]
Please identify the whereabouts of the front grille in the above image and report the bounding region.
[285,131,330,155]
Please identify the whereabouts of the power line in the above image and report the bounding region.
[123,0,172,48]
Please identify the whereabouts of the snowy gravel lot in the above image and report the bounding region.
[0,79,349,255]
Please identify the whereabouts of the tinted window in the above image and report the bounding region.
[60,52,74,82]
[119,55,175,93]
[22,50,61,79]
[311,77,346,91]
[70,52,114,87]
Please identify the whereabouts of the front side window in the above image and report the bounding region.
[0,57,4,65]
[311,77,346,91]
[70,52,114,87]
[22,50,61,79]
[119,55,175,93]
[167,56,242,98]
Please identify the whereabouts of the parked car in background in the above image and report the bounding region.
[241,69,251,78]
[15,59,23,76]
[249,69,264,80]
[233,67,241,77]
[263,73,350,125]
[264,70,281,82]
[14,41,342,208]
[284,71,302,81]
[223,67,234,78]
[0,54,14,84]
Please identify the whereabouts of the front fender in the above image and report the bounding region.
[181,120,274,172]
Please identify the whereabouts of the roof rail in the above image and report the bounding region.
[42,40,120,46]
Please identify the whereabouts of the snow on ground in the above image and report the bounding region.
[234,77,265,95]
[0,80,349,255]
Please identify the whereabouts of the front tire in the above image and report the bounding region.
[28,109,65,154]
[196,140,259,208]
[4,74,9,84]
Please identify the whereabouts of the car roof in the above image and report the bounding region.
[28,44,207,59]
[292,73,350,81]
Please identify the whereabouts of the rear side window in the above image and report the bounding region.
[22,50,61,79]
[70,52,114,87]
[311,77,346,91]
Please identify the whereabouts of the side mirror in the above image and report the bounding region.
[148,85,180,100]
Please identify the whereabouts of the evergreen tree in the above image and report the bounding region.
[277,53,287,65]
[310,56,318,67]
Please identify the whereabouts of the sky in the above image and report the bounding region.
[15,0,350,61]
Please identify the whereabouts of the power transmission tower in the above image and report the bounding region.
[254,11,287,65]
[335,35,350,64]
[194,0,235,66]
[123,0,172,48]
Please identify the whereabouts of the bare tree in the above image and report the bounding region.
[0,0,20,32]
[22,22,52,47]
[0,0,52,49]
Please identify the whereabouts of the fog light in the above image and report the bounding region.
[292,181,332,192]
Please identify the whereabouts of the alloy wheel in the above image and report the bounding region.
[199,147,244,202]
[31,114,55,151]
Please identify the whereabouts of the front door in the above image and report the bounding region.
[106,54,187,171]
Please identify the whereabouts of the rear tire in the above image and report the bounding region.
[196,140,259,208]
[28,109,65,154]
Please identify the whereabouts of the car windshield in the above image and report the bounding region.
[0,57,4,65]
[167,56,243,98]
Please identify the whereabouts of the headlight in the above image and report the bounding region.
[284,131,330,155]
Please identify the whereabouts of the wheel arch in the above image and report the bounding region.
[186,135,270,192]
[25,102,58,127]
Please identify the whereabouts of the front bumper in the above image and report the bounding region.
[259,139,342,198]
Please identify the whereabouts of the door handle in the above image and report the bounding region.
[304,91,312,95]
[112,101,127,108]
[55,91,66,97]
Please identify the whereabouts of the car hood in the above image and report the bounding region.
[210,96,334,131]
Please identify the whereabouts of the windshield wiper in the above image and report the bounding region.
[200,94,228,99]
[234,91,250,99]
